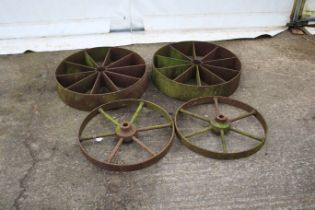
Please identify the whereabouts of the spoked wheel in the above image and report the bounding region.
[152,41,241,100]
[78,99,175,171]
[175,96,267,159]
[55,47,148,111]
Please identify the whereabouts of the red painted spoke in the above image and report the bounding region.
[107,138,124,162]
[132,136,155,155]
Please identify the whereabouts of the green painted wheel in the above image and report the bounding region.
[175,96,267,159]
[152,41,241,100]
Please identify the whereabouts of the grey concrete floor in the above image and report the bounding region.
[1,31,315,210]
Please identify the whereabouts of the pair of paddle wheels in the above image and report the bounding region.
[55,41,267,171]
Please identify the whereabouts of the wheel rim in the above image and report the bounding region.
[56,47,148,111]
[78,99,175,171]
[175,96,267,159]
[152,41,241,100]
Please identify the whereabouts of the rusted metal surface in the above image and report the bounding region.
[175,96,267,159]
[151,41,241,100]
[55,47,148,111]
[78,99,175,171]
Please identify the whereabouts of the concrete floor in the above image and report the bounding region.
[1,31,315,210]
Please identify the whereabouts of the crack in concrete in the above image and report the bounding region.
[11,67,51,210]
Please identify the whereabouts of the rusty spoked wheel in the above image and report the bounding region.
[56,47,148,111]
[152,41,241,100]
[175,96,267,159]
[78,99,175,171]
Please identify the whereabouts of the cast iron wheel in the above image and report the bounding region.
[152,41,241,100]
[55,47,148,111]
[78,99,175,171]
[175,96,267,159]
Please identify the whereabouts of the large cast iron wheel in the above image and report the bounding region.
[175,96,267,159]
[56,47,148,111]
[152,41,241,100]
[78,99,175,171]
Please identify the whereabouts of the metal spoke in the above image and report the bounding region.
[184,126,212,138]
[64,61,96,71]
[130,101,144,124]
[107,138,124,162]
[107,64,145,77]
[195,66,202,86]
[230,110,256,122]
[105,71,139,87]
[173,65,194,83]
[169,45,192,60]
[84,51,98,68]
[192,42,197,59]
[201,47,218,61]
[90,73,101,94]
[98,108,120,126]
[107,53,133,68]
[230,127,264,142]
[132,136,155,155]
[199,65,226,83]
[213,97,220,116]
[137,123,172,132]
[102,48,111,66]
[179,108,210,122]
[220,129,228,153]
[80,132,116,142]
[204,64,239,73]
[67,72,97,91]
[102,72,119,92]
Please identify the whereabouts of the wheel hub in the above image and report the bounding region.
[115,121,137,143]
[211,114,231,134]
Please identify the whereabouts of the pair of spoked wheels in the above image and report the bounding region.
[78,97,266,171]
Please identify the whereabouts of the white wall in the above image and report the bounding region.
[0,0,294,54]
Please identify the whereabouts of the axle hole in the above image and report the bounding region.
[122,122,129,127]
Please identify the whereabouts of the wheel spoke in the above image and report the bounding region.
[220,129,228,153]
[67,72,97,92]
[80,132,116,142]
[199,65,225,84]
[213,97,220,116]
[184,126,212,138]
[132,136,155,155]
[156,64,191,79]
[155,55,190,68]
[105,71,139,87]
[173,65,194,83]
[230,110,256,122]
[202,64,238,81]
[102,72,119,92]
[90,73,102,94]
[230,127,264,142]
[179,108,210,122]
[107,138,124,162]
[57,70,95,86]
[64,61,96,71]
[130,101,144,124]
[204,57,238,69]
[107,53,133,68]
[107,64,145,77]
[98,108,120,126]
[169,45,192,60]
[102,48,111,66]
[84,51,98,68]
[137,123,172,132]
[201,47,218,61]
[192,42,197,59]
[195,66,202,86]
